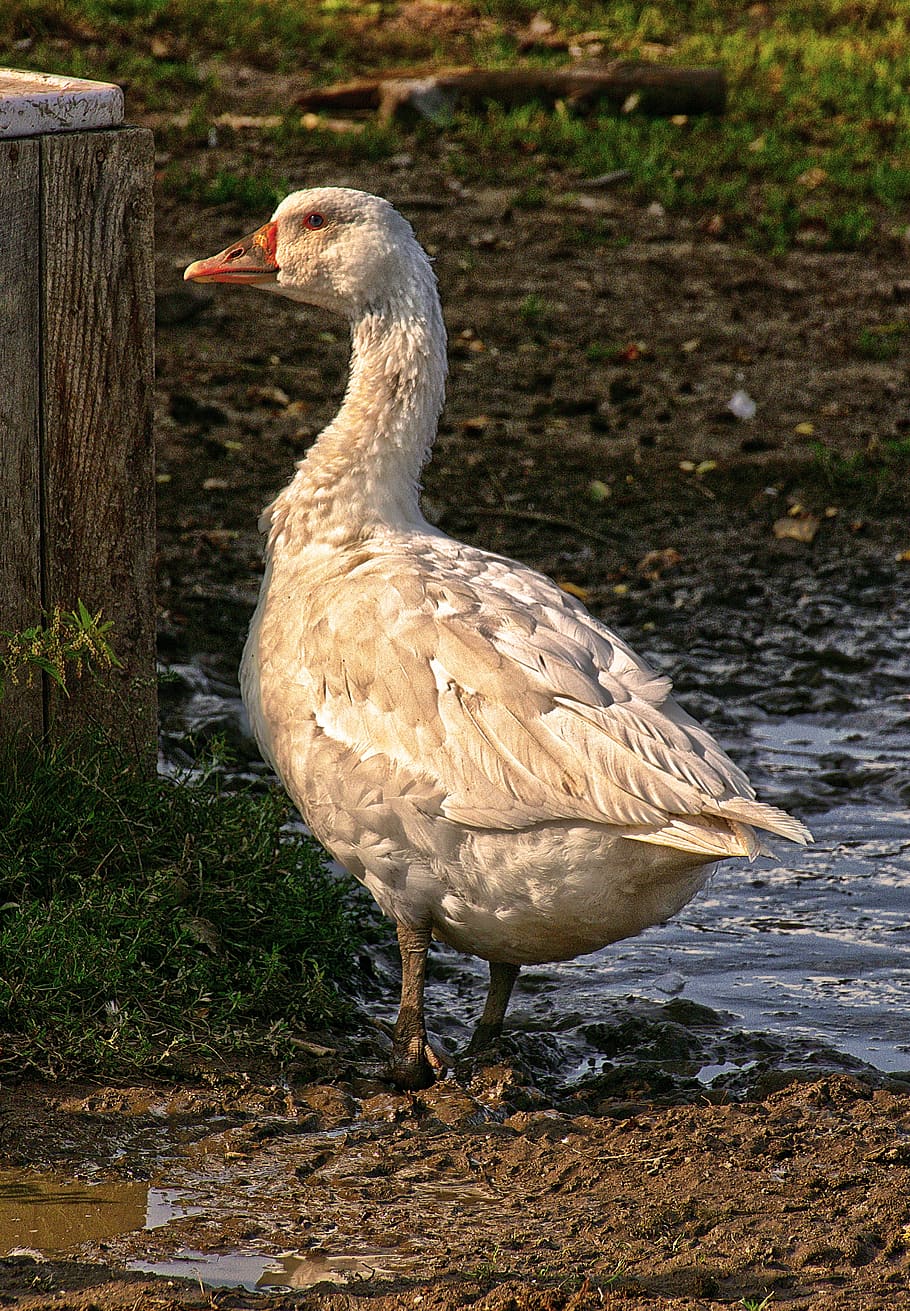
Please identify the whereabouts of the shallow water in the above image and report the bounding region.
[0,1169,414,1292]
[159,551,910,1085]
[0,1172,197,1256]
[129,1247,422,1292]
[6,562,909,1292]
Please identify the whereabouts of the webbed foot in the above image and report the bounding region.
[389,1034,448,1090]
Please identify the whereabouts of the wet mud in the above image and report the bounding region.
[3,1072,910,1309]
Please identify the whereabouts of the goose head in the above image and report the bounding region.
[184,186,431,319]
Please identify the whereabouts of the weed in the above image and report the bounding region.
[0,734,368,1077]
[603,1259,629,1286]
[469,1245,508,1281]
[739,1295,774,1311]
[855,321,908,360]
[518,292,552,325]
[0,603,117,701]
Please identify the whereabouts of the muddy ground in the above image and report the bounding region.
[3,1069,910,1310]
[4,99,910,1309]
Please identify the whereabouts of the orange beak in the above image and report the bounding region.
[184,220,279,284]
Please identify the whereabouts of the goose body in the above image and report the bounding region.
[186,188,810,1087]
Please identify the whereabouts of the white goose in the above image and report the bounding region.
[185,188,810,1090]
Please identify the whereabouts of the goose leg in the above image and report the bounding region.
[466,961,520,1055]
[389,922,440,1090]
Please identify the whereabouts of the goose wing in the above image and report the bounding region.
[295,541,810,858]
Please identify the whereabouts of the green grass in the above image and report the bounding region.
[458,2,910,251]
[518,292,552,326]
[0,735,367,1078]
[855,320,909,359]
[813,434,910,499]
[0,0,441,91]
[586,341,626,362]
[269,115,402,163]
[161,163,290,214]
[2,3,909,242]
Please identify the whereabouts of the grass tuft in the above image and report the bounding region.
[812,434,910,500]
[855,320,909,359]
[0,735,366,1078]
[161,164,289,213]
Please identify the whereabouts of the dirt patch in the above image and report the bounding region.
[2,1072,910,1309]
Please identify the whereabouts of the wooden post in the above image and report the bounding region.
[0,70,156,764]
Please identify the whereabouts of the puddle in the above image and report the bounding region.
[129,1247,420,1292]
[0,1167,421,1293]
[129,1252,278,1291]
[0,1171,198,1257]
[0,1171,395,1294]
[695,1060,755,1085]
[0,1150,488,1292]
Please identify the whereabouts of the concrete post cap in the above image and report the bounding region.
[0,67,124,138]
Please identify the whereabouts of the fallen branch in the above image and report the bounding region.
[297,64,727,125]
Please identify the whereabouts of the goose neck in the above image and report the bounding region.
[283,291,447,540]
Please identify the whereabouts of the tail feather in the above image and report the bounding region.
[624,801,812,863]
[626,815,761,859]
[715,797,813,846]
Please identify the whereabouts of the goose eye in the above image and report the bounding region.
[304,212,325,230]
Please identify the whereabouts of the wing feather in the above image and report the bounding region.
[295,540,810,854]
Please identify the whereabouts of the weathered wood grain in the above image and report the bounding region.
[0,135,44,744]
[41,126,156,760]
